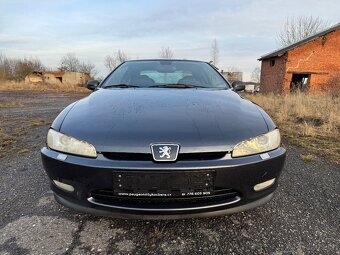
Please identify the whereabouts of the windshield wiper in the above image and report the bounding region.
[150,84,206,88]
[103,84,140,88]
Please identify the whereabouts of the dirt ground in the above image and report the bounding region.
[0,91,339,255]
[0,91,88,158]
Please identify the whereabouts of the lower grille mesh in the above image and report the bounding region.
[90,188,240,209]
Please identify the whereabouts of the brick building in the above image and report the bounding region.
[258,23,340,93]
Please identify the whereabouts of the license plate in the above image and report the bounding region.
[113,171,214,197]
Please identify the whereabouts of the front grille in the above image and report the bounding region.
[90,188,240,209]
[102,152,226,161]
[179,152,227,161]
[102,152,151,161]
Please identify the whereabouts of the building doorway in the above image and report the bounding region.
[56,76,63,83]
[290,73,310,92]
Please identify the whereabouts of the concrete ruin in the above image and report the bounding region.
[25,71,91,86]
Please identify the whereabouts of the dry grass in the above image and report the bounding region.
[0,80,88,93]
[0,115,51,158]
[29,117,51,127]
[17,148,30,155]
[0,129,15,147]
[0,102,24,108]
[300,154,316,162]
[246,92,340,164]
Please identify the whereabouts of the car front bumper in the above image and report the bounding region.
[41,147,286,219]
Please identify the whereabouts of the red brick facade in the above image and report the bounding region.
[260,28,340,93]
[260,54,287,93]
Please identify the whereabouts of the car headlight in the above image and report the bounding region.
[47,129,97,158]
[232,129,281,158]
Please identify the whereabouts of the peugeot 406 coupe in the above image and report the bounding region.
[41,59,286,219]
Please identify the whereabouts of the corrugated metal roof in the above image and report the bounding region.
[258,22,340,60]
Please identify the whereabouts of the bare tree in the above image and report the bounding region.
[59,53,97,78]
[0,53,45,81]
[13,57,45,80]
[104,50,129,71]
[60,53,80,72]
[159,46,174,59]
[0,54,5,80]
[116,50,128,63]
[210,39,219,66]
[79,62,98,78]
[104,55,116,72]
[277,16,328,47]
[0,53,13,80]
[251,67,261,83]
[225,66,241,83]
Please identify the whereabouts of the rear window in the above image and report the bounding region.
[140,70,192,84]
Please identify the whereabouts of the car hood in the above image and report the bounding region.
[58,88,270,153]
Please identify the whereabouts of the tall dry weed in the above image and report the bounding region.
[0,80,88,93]
[246,92,340,163]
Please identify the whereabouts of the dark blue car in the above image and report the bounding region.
[41,59,286,219]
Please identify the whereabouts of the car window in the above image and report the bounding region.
[104,64,129,85]
[102,60,230,88]
[140,70,192,84]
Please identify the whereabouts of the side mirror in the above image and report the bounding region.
[232,81,245,92]
[87,80,99,91]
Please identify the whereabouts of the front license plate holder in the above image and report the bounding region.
[113,170,215,197]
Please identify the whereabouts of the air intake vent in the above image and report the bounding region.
[102,152,226,161]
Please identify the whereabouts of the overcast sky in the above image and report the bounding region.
[0,0,339,77]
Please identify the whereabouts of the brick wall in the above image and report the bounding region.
[260,54,286,93]
[284,29,340,93]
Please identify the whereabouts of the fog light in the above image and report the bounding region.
[254,178,276,191]
[53,180,74,192]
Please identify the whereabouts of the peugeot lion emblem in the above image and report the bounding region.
[151,144,180,162]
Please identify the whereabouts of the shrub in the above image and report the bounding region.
[322,74,340,98]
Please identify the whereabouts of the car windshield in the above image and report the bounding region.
[101,60,230,89]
